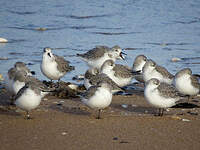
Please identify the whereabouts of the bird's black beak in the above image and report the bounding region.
[120,52,127,60]
[31,71,36,75]
[47,53,51,57]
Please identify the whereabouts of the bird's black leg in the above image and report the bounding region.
[187,95,190,103]
[57,79,60,87]
[96,109,101,119]
[158,108,164,116]
[25,111,31,120]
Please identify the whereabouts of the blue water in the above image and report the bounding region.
[0,0,200,82]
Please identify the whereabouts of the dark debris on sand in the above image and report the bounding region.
[43,80,86,98]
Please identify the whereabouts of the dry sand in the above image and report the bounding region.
[0,87,200,150]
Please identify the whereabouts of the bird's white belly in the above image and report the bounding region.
[83,88,112,109]
[41,60,64,80]
[13,81,25,95]
[175,76,199,95]
[144,88,177,108]
[15,89,42,111]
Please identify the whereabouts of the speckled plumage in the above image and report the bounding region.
[158,82,182,98]
[113,64,137,78]
[77,46,109,59]
[89,73,122,93]
[101,60,140,87]
[84,68,99,79]
[155,66,174,79]
[54,55,74,73]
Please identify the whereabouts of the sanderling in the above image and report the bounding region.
[173,68,200,101]
[14,62,35,75]
[132,55,148,83]
[77,45,126,69]
[15,81,55,119]
[41,47,74,82]
[100,60,140,87]
[5,62,34,95]
[142,59,174,84]
[144,78,184,116]
[81,81,113,119]
[84,68,99,89]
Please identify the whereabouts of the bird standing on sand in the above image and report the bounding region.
[77,45,126,69]
[144,78,184,116]
[15,80,55,119]
[41,47,75,83]
[173,68,200,101]
[100,60,140,87]
[81,81,113,119]
[142,59,174,84]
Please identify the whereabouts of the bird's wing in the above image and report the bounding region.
[155,66,174,79]
[54,55,74,73]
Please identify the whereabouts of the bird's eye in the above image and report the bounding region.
[154,81,159,85]
[115,49,118,52]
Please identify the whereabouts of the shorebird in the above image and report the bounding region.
[5,62,35,95]
[77,45,126,69]
[14,62,35,75]
[144,78,184,116]
[81,81,113,119]
[12,70,51,97]
[142,59,174,84]
[15,80,55,119]
[41,47,74,82]
[173,68,200,101]
[100,60,140,87]
[132,55,148,83]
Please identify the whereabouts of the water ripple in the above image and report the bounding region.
[89,31,141,35]
[173,18,200,24]
[8,26,68,31]
[57,14,114,19]
[8,10,37,15]
[144,42,192,46]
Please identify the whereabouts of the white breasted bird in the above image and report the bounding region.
[41,47,74,82]
[81,81,113,119]
[144,78,185,116]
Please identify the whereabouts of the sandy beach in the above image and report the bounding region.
[0,86,200,150]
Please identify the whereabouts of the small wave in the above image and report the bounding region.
[145,42,192,46]
[8,10,36,15]
[57,14,114,19]
[90,31,140,35]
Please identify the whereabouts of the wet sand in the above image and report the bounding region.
[0,88,200,150]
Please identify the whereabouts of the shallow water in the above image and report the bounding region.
[0,0,200,82]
